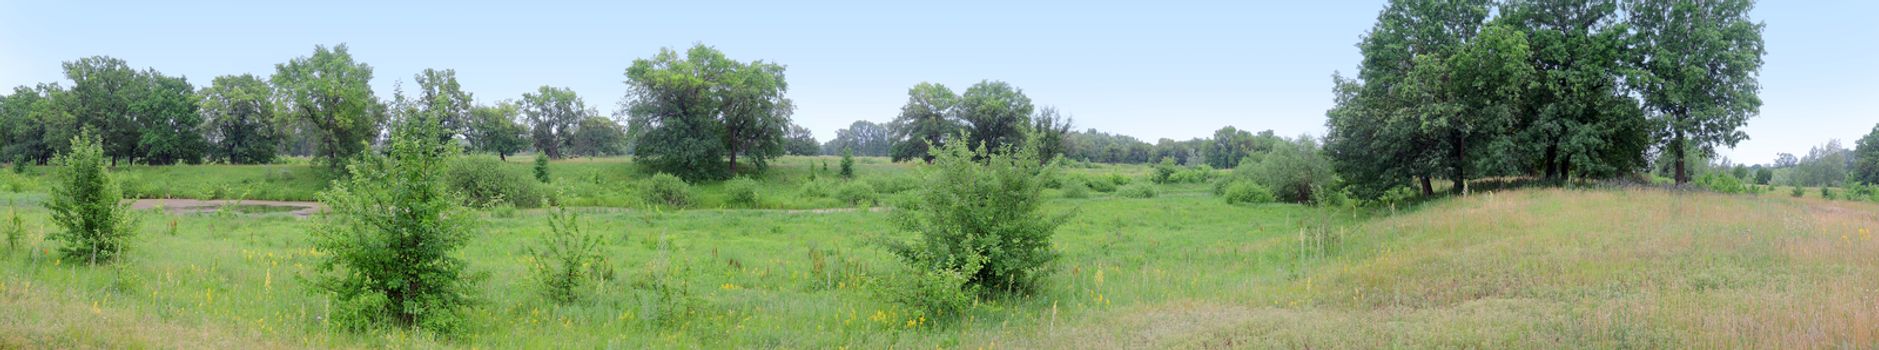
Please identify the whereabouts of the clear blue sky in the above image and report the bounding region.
[2,0,1872,165]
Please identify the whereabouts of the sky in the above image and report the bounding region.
[1,0,1873,165]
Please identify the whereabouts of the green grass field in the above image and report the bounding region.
[3,158,1878,348]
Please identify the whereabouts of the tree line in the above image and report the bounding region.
[1325,0,1765,198]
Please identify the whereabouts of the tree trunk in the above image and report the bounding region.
[1453,134,1468,196]
[1420,175,1434,195]
[1672,128,1688,185]
[1544,143,1559,180]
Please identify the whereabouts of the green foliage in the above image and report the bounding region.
[876,267,976,324]
[626,44,792,180]
[884,139,1068,315]
[272,44,383,172]
[533,153,550,183]
[5,205,22,253]
[1627,0,1765,184]
[640,173,694,208]
[839,148,855,179]
[444,156,544,208]
[1222,180,1275,205]
[957,81,1035,155]
[865,176,918,195]
[1791,186,1805,198]
[1696,172,1747,194]
[197,74,281,164]
[569,116,628,157]
[798,178,831,198]
[309,114,477,333]
[889,82,959,163]
[468,102,529,160]
[1086,176,1118,193]
[1754,166,1774,185]
[11,155,24,174]
[1855,124,1879,185]
[46,130,137,264]
[1238,136,1337,203]
[526,206,607,303]
[835,181,877,207]
[520,86,589,159]
[1060,178,1090,199]
[1150,157,1178,184]
[1118,183,1157,199]
[1168,165,1214,184]
[1821,187,1836,201]
[725,177,760,208]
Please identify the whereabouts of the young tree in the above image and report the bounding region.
[885,134,1068,302]
[889,82,959,163]
[1029,107,1073,163]
[198,74,281,164]
[1855,124,1879,185]
[839,147,855,179]
[956,80,1034,153]
[521,86,589,159]
[466,102,528,161]
[310,110,477,332]
[46,130,137,264]
[271,44,384,171]
[1627,0,1766,184]
[625,44,794,180]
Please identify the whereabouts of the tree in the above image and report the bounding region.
[1855,124,1879,185]
[46,129,136,264]
[783,124,820,156]
[889,82,959,163]
[198,74,281,164]
[413,69,475,142]
[1028,107,1073,163]
[1627,0,1766,185]
[1792,140,1849,187]
[569,116,628,157]
[956,80,1034,153]
[625,44,794,181]
[824,120,892,156]
[1242,135,1338,203]
[466,102,528,160]
[130,71,207,165]
[60,57,140,164]
[1773,153,1798,168]
[1502,0,1649,180]
[310,109,476,333]
[520,86,589,159]
[1417,20,1532,194]
[271,44,384,171]
[0,84,64,165]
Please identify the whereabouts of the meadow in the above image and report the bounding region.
[2,157,1877,348]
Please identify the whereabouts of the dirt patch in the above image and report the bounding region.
[127,199,324,218]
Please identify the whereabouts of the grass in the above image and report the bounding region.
[3,162,1879,348]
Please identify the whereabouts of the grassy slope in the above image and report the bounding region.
[5,179,1878,348]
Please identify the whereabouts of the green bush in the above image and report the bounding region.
[1087,177,1118,193]
[641,173,694,208]
[884,140,1068,318]
[445,156,545,208]
[1169,165,1214,184]
[5,206,23,253]
[1223,181,1276,205]
[310,118,477,333]
[1236,136,1335,203]
[1061,179,1090,199]
[725,177,761,208]
[533,153,551,183]
[46,130,137,264]
[877,267,976,325]
[526,206,606,303]
[799,179,831,198]
[1118,183,1157,198]
[840,148,855,179]
[1696,172,1747,194]
[10,155,24,174]
[1822,187,1837,200]
[835,181,877,206]
[1106,173,1132,186]
[1150,157,1178,184]
[1791,186,1806,197]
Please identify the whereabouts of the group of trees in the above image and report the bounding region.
[0,44,640,172]
[884,81,1073,163]
[1325,0,1764,197]
[623,45,797,181]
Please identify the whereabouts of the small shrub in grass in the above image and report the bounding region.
[46,130,137,264]
[1696,173,1746,194]
[1061,179,1090,199]
[5,206,22,253]
[877,267,976,324]
[1106,173,1132,186]
[641,173,694,208]
[310,116,477,333]
[526,206,606,303]
[1169,165,1213,184]
[799,179,831,198]
[884,139,1069,317]
[445,156,544,208]
[533,153,550,183]
[1223,181,1276,205]
[840,148,856,179]
[836,181,877,206]
[10,155,24,174]
[1822,187,1836,200]
[1087,177,1118,193]
[725,177,761,207]
[1150,157,1178,184]
[1791,186,1805,197]
[1119,183,1157,198]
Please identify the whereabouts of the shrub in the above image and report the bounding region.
[527,206,606,303]
[5,206,22,253]
[799,179,831,198]
[1697,173,1746,194]
[1822,187,1837,200]
[725,177,761,208]
[1169,165,1214,184]
[46,130,137,264]
[1791,186,1805,197]
[1150,157,1178,184]
[533,153,551,183]
[1061,179,1090,199]
[1106,173,1132,186]
[310,118,477,333]
[1119,183,1157,198]
[445,156,545,208]
[641,173,694,208]
[1087,177,1118,193]
[884,140,1068,317]
[1238,136,1336,203]
[835,181,877,206]
[10,155,24,174]
[1223,181,1276,205]
[840,148,856,179]
[877,268,976,324]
